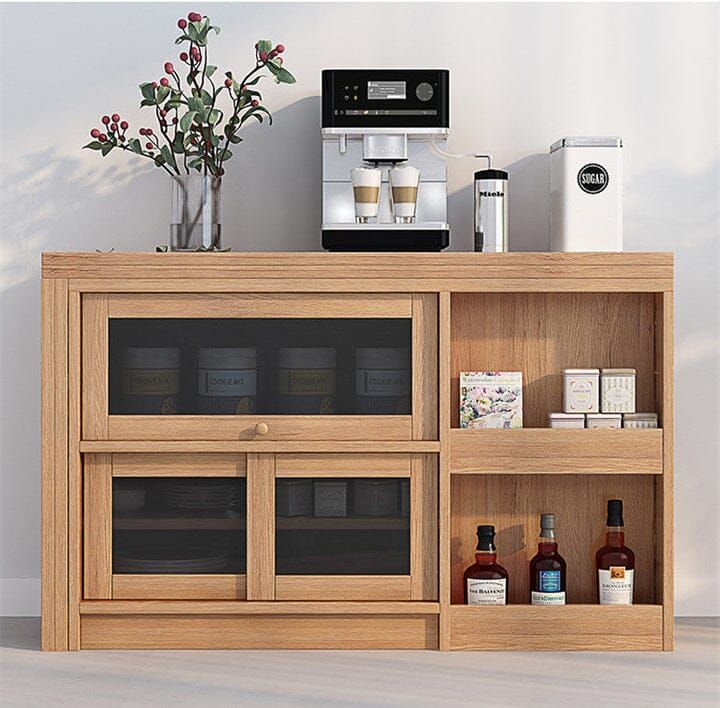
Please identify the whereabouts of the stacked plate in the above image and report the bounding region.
[159,480,244,512]
[114,545,229,574]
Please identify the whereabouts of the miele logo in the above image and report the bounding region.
[577,163,609,194]
[372,145,403,155]
[479,190,505,197]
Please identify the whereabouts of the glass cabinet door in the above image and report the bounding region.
[82,294,437,441]
[84,453,247,600]
[273,454,437,601]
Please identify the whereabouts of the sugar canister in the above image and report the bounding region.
[562,369,600,413]
[601,368,636,413]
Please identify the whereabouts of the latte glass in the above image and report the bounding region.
[350,167,382,223]
[389,166,420,223]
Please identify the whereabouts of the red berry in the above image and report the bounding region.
[160,109,167,117]
[224,78,232,88]
[102,115,110,124]
[152,81,158,88]
[179,51,188,61]
[145,128,153,136]
[139,128,146,136]
[240,84,247,92]
[260,51,268,62]
[146,142,153,149]
[120,120,129,130]
[188,11,201,21]
[276,57,283,65]
[160,119,167,127]
[251,99,259,107]
[276,44,285,53]
[111,113,120,122]
[110,122,118,131]
[172,117,178,124]
[160,77,170,87]
[164,62,174,74]
[177,18,187,29]
[98,134,107,142]
[90,128,101,138]
[119,135,126,142]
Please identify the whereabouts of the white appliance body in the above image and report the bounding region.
[549,137,623,252]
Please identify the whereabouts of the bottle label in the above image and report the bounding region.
[531,591,566,605]
[355,369,410,396]
[199,369,257,397]
[598,567,634,605]
[123,369,179,396]
[279,369,335,395]
[466,578,506,605]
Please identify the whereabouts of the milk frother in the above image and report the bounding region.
[474,156,508,252]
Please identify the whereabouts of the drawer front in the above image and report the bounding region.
[81,293,437,442]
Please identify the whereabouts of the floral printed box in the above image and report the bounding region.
[460,372,523,429]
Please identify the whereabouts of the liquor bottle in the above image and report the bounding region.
[529,513,567,605]
[463,525,508,605]
[596,499,635,605]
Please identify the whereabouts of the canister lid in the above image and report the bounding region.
[623,412,658,421]
[601,368,636,375]
[122,347,180,369]
[548,412,585,420]
[279,347,336,369]
[550,136,622,152]
[586,413,622,421]
[562,368,600,375]
[474,168,508,180]
[199,347,257,369]
[356,347,410,369]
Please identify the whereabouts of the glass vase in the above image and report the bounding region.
[170,173,222,251]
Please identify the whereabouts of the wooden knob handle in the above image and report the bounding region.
[255,422,269,436]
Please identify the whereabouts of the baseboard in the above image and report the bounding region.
[1,579,40,616]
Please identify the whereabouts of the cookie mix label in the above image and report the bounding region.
[466,578,506,605]
[598,566,634,605]
[123,369,179,396]
[356,369,410,397]
[279,369,335,396]
[199,369,257,397]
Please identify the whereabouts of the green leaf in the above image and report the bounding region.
[128,138,143,155]
[175,34,191,44]
[253,105,273,125]
[83,141,104,150]
[140,82,156,101]
[225,71,233,80]
[172,131,185,154]
[200,89,213,105]
[208,109,221,125]
[156,85,170,103]
[154,154,166,167]
[187,23,200,42]
[245,76,262,86]
[205,65,217,78]
[212,26,221,35]
[229,134,243,144]
[266,62,296,84]
[100,142,113,156]
[140,99,156,108]
[219,149,232,161]
[160,145,174,166]
[180,111,196,132]
[188,96,204,113]
[257,39,272,53]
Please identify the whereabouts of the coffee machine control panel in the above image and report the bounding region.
[322,69,449,128]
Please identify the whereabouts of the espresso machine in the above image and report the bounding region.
[321,69,450,251]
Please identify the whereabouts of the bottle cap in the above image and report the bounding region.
[476,525,495,537]
[475,525,496,551]
[474,168,508,181]
[540,513,555,529]
[607,499,624,526]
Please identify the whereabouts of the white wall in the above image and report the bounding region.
[1,2,718,616]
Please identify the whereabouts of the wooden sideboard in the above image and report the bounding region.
[41,252,674,651]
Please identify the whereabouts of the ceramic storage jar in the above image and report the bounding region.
[121,347,180,414]
[355,347,411,414]
[198,348,258,414]
[562,368,600,413]
[601,368,636,413]
[278,347,336,414]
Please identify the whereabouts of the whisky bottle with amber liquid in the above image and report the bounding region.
[463,525,508,605]
[596,499,635,605]
[529,514,567,605]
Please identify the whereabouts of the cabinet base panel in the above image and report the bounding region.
[80,614,438,650]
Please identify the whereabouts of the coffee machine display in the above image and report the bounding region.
[321,69,450,251]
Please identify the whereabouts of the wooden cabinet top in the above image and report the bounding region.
[41,252,673,292]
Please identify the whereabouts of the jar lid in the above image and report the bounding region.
[122,347,179,369]
[548,412,585,420]
[623,412,658,421]
[563,368,600,375]
[199,348,257,369]
[586,413,622,420]
[279,347,336,368]
[356,347,410,369]
[601,368,636,375]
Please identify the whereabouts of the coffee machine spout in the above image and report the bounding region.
[362,134,408,162]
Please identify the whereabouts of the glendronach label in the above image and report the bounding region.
[279,369,335,396]
[577,163,609,194]
[466,578,506,605]
[123,369,179,396]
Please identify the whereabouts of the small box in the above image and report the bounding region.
[601,368,636,413]
[623,412,658,429]
[314,481,347,517]
[353,480,399,516]
[548,412,585,429]
[276,480,312,517]
[460,372,523,429]
[586,413,622,429]
[563,369,600,413]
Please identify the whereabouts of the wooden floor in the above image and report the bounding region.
[1,618,717,706]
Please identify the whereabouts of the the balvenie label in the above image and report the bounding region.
[279,369,335,396]
[199,369,257,397]
[466,578,506,605]
[356,369,410,397]
[123,369,179,396]
[598,567,634,605]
